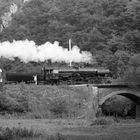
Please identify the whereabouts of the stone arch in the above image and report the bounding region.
[99,90,140,106]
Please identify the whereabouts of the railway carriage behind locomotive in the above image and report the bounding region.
[0,67,111,85]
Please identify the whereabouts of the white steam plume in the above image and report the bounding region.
[0,40,92,63]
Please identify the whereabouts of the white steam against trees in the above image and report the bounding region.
[0,40,92,63]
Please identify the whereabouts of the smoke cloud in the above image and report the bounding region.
[0,40,92,63]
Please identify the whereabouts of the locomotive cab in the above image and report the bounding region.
[45,69,53,74]
[41,68,59,84]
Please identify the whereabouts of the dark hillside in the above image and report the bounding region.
[0,0,140,81]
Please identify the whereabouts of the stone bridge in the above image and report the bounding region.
[91,84,140,118]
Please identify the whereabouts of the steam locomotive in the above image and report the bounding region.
[0,67,111,85]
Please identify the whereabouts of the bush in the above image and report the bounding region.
[0,84,88,119]
[49,99,69,118]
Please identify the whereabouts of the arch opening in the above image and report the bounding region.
[118,93,140,105]
[100,91,140,118]
[100,91,140,106]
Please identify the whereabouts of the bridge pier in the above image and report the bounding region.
[86,85,99,122]
[136,105,140,119]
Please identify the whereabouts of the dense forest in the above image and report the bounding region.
[0,0,140,83]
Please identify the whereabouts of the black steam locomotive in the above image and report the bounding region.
[1,67,111,85]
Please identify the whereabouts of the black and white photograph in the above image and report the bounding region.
[0,0,140,139]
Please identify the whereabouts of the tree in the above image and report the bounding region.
[104,51,130,78]
[0,0,140,77]
[123,54,140,84]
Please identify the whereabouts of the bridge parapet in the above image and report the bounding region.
[93,83,140,88]
[93,84,140,105]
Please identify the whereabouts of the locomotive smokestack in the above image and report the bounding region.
[0,69,3,92]
[69,39,72,67]
[0,69,2,82]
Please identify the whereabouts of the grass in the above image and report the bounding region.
[0,126,65,140]
[0,119,140,140]
[0,126,54,140]
[90,116,116,125]
[0,127,41,139]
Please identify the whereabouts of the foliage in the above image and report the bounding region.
[49,99,69,118]
[0,84,88,119]
[0,0,140,80]
[104,50,130,78]
[121,54,140,84]
[0,84,29,113]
